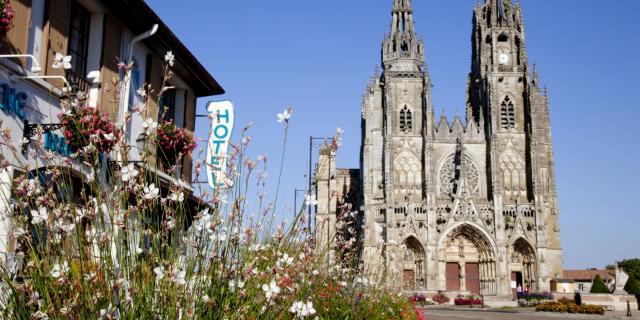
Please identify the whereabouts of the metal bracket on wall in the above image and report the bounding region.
[21,119,64,154]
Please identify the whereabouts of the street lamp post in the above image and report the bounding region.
[308,136,328,233]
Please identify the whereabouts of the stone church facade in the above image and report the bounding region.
[315,0,563,298]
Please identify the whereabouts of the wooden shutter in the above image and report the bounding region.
[181,91,196,183]
[0,0,32,64]
[43,0,70,86]
[184,90,196,131]
[99,15,121,120]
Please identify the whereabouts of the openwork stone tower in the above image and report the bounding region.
[315,0,562,298]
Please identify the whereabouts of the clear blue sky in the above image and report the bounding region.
[145,0,640,270]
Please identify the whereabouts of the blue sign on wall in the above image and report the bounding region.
[44,132,72,157]
[0,83,27,119]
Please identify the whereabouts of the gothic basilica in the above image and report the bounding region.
[315,0,563,299]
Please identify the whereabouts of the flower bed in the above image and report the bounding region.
[432,293,450,304]
[535,301,606,315]
[517,292,554,307]
[454,295,483,306]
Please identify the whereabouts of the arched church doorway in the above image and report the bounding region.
[401,237,425,291]
[510,238,537,296]
[440,224,497,295]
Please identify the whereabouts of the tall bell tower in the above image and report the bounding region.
[467,0,563,286]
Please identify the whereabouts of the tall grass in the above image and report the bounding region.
[0,52,421,320]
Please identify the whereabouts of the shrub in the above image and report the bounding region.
[536,301,605,315]
[557,297,574,305]
[432,293,450,304]
[590,274,610,293]
[624,276,640,295]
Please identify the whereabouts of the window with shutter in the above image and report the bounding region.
[99,15,121,120]
[43,0,70,86]
[0,0,32,65]
[67,0,91,91]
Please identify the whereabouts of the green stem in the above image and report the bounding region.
[267,123,288,238]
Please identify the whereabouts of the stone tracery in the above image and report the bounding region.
[438,154,480,197]
[500,149,526,200]
[394,151,420,189]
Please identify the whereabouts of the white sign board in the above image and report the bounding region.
[206,101,234,190]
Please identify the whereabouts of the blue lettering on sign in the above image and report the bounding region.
[44,132,73,157]
[207,102,235,190]
[0,82,28,119]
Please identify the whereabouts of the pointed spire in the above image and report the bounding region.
[393,0,413,13]
[390,0,415,37]
[532,63,540,88]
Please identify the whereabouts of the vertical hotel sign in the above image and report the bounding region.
[207,101,234,190]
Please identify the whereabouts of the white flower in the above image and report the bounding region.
[277,253,294,268]
[229,279,245,293]
[143,183,160,200]
[104,132,115,141]
[290,300,316,318]
[164,51,175,67]
[209,230,227,242]
[31,207,48,224]
[336,127,344,135]
[52,52,72,69]
[50,261,69,278]
[262,280,281,300]
[203,295,210,303]
[121,163,139,182]
[168,191,184,202]
[142,118,157,135]
[304,194,318,207]
[136,87,147,98]
[154,266,165,280]
[32,311,49,320]
[277,107,293,123]
[172,267,186,285]
[136,247,143,254]
[84,168,95,183]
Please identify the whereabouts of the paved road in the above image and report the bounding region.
[424,309,640,320]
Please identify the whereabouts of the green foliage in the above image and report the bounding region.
[590,274,610,293]
[535,301,606,315]
[624,276,640,295]
[619,259,640,281]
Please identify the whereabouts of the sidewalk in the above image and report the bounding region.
[422,306,640,320]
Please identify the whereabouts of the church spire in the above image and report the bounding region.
[383,0,424,66]
[393,0,413,12]
[390,0,415,38]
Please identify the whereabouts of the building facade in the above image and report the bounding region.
[0,0,223,262]
[316,0,562,299]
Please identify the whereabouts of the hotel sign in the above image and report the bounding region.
[206,101,234,190]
